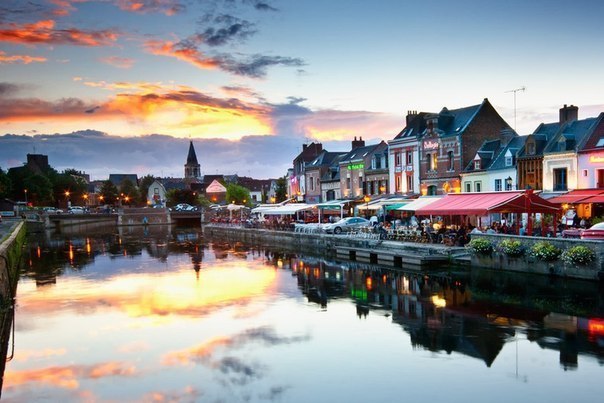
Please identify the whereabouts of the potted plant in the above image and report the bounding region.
[530,241,561,262]
[467,238,494,255]
[498,239,525,257]
[561,245,596,265]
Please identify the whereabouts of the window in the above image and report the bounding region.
[371,157,376,169]
[465,182,471,192]
[494,179,502,191]
[527,142,535,155]
[447,151,454,171]
[395,175,401,192]
[395,153,401,166]
[346,177,351,190]
[406,175,413,192]
[407,152,413,165]
[474,159,481,170]
[154,188,159,194]
[309,177,314,191]
[553,168,568,191]
[426,153,431,170]
[505,156,513,166]
[432,153,438,171]
[583,169,588,177]
[475,181,482,192]
[316,177,320,190]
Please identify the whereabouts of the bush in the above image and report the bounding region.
[530,241,561,262]
[498,239,525,257]
[561,245,596,265]
[467,238,494,255]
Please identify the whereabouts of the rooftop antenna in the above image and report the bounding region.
[505,86,526,131]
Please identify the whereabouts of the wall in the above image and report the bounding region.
[469,233,604,280]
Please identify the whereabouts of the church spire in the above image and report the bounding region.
[185,140,201,178]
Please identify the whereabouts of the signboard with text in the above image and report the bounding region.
[423,140,439,150]
[347,163,364,170]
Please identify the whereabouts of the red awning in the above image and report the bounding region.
[579,195,604,204]
[415,191,560,216]
[547,189,604,204]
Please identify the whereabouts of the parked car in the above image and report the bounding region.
[174,203,195,211]
[323,217,371,234]
[581,222,604,240]
[68,206,85,214]
[42,206,63,214]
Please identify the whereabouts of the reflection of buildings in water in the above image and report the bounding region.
[291,258,348,309]
[0,307,14,399]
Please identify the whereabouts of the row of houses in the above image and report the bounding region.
[288,100,604,213]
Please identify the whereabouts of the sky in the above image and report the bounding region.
[1,0,604,180]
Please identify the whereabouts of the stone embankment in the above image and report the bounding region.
[202,224,469,269]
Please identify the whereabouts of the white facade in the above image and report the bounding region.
[461,168,517,193]
[388,138,420,195]
[321,181,341,201]
[147,180,167,207]
[542,152,577,192]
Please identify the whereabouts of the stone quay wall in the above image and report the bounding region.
[469,233,604,281]
[0,221,25,305]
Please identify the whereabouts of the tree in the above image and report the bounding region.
[226,183,251,205]
[99,180,119,205]
[119,179,139,206]
[275,176,287,202]
[166,189,198,207]
[138,174,156,205]
[49,172,88,207]
[24,174,54,205]
[0,167,11,199]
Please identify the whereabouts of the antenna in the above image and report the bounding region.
[505,86,526,131]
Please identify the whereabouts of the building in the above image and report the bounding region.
[417,99,512,195]
[304,151,346,203]
[577,113,604,189]
[147,179,167,207]
[542,112,598,192]
[516,105,579,191]
[338,138,388,199]
[461,133,525,192]
[320,154,346,202]
[388,111,429,195]
[290,142,323,201]
[108,174,139,187]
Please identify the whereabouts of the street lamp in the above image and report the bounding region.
[65,191,70,208]
[24,188,28,205]
[506,176,513,191]
[363,195,370,218]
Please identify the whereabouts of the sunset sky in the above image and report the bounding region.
[1,0,604,179]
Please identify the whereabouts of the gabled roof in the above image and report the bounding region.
[544,117,597,154]
[306,151,347,169]
[488,135,527,171]
[518,121,562,158]
[339,141,387,164]
[434,102,484,137]
[579,113,604,151]
[392,112,432,140]
[464,139,501,171]
[321,154,346,182]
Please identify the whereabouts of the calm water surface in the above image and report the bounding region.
[2,225,604,402]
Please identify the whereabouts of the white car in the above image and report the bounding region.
[68,206,85,214]
[323,217,372,234]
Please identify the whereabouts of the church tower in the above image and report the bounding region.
[184,141,201,178]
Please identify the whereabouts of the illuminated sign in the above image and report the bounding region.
[589,156,604,163]
[423,140,439,150]
[347,163,365,170]
[588,319,604,336]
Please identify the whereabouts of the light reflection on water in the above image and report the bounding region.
[2,225,604,402]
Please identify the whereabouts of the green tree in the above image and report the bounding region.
[226,183,251,205]
[275,176,287,202]
[166,189,198,207]
[138,174,156,205]
[0,167,11,199]
[24,174,54,205]
[119,179,139,206]
[99,180,119,205]
[49,171,88,207]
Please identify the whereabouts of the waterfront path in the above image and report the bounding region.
[0,219,20,244]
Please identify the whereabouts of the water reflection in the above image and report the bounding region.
[2,226,604,401]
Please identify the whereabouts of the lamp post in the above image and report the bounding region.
[506,176,513,191]
[24,188,28,206]
[65,191,70,209]
[363,195,370,218]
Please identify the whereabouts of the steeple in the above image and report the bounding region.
[185,141,201,178]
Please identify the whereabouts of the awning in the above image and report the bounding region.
[384,203,408,211]
[415,191,560,216]
[316,200,352,209]
[261,203,316,215]
[579,195,604,204]
[397,196,443,212]
[547,189,604,204]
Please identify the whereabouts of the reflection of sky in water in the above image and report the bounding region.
[3,232,604,402]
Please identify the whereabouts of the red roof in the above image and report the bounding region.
[416,191,560,216]
[579,195,604,204]
[547,189,604,204]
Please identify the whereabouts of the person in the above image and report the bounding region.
[580,217,586,228]
[410,215,418,228]
[519,225,527,236]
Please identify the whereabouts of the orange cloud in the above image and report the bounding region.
[13,348,67,363]
[100,55,135,69]
[144,39,218,70]
[0,80,272,139]
[4,361,137,390]
[116,0,184,16]
[0,19,119,47]
[0,50,47,64]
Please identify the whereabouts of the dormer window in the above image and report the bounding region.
[474,160,481,170]
[527,142,535,155]
[505,156,513,167]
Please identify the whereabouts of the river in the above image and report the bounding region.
[1,225,604,402]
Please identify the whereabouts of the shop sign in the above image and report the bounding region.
[423,140,439,150]
[347,163,364,170]
[589,155,604,163]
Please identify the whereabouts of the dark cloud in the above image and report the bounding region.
[217,54,306,78]
[84,106,101,114]
[242,0,278,12]
[215,356,265,385]
[259,386,291,401]
[200,14,257,47]
[0,82,22,96]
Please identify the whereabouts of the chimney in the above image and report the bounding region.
[302,144,308,151]
[559,104,578,124]
[406,110,418,125]
[352,136,365,149]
